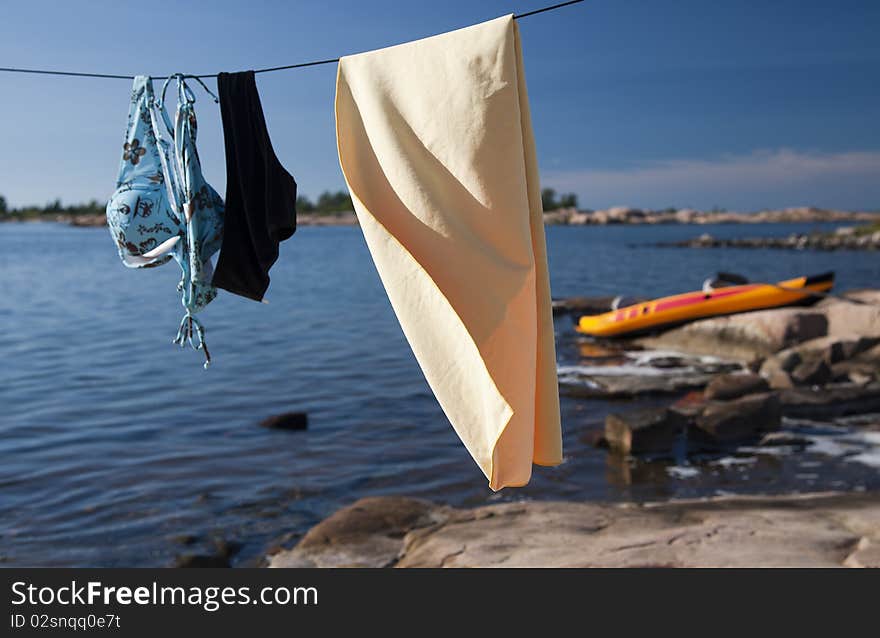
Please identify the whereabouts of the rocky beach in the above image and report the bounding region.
[267,289,880,568]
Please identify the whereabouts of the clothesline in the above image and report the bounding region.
[0,0,584,81]
[96,14,563,486]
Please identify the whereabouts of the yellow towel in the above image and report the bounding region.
[335,14,562,490]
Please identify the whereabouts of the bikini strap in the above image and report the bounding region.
[172,311,211,369]
[162,73,219,106]
[159,72,219,370]
[190,76,219,103]
[146,78,181,216]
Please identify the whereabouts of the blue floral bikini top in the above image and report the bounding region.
[106,74,224,368]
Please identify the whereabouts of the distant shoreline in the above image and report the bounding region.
[3,206,877,228]
[656,221,880,251]
[542,206,880,226]
[0,212,361,227]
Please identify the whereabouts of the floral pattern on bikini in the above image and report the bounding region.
[123,139,147,165]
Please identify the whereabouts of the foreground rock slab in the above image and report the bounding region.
[269,492,880,568]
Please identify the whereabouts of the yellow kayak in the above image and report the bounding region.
[576,272,834,338]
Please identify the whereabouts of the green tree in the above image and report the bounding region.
[542,188,579,210]
[295,190,354,215]
[558,193,578,209]
[315,190,354,213]
[0,195,7,216]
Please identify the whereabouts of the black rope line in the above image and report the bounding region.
[514,0,584,19]
[0,1,583,81]
[0,67,132,80]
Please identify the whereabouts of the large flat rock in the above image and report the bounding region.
[636,307,828,361]
[269,492,880,568]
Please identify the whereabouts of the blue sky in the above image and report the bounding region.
[1,0,878,210]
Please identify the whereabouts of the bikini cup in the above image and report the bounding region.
[107,76,183,269]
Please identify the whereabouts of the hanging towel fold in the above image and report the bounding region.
[212,70,297,302]
[334,15,562,490]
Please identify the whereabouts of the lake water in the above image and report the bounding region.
[1,221,878,566]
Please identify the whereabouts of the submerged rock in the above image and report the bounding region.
[172,537,242,568]
[174,554,230,568]
[171,534,199,546]
[260,412,309,431]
